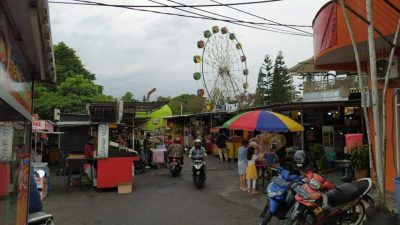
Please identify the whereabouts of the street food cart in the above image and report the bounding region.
[89,101,167,190]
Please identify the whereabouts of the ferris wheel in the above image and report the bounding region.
[193,26,249,111]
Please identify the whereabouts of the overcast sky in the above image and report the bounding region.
[49,0,329,100]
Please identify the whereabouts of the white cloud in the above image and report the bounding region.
[49,0,330,100]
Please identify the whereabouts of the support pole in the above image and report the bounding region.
[340,0,373,175]
[381,18,400,193]
[366,0,385,207]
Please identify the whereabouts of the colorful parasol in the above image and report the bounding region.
[223,110,304,132]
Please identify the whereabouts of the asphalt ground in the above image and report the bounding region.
[44,156,280,225]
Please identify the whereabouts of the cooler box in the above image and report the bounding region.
[345,133,363,151]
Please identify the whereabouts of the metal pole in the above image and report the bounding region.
[366,0,385,207]
[132,109,136,150]
[301,109,304,151]
[340,0,373,175]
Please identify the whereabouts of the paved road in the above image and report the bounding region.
[45,156,280,225]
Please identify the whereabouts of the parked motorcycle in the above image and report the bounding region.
[169,157,182,176]
[285,171,373,225]
[28,212,54,225]
[259,167,302,225]
[134,150,146,174]
[192,155,206,189]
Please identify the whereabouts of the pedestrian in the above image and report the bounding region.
[143,133,153,168]
[216,132,228,162]
[246,146,259,194]
[238,139,249,191]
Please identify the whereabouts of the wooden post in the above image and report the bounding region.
[366,0,385,207]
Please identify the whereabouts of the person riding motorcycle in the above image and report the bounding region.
[166,138,184,165]
[189,139,207,159]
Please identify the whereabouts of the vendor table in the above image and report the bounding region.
[151,149,166,164]
[97,157,139,189]
[65,155,95,189]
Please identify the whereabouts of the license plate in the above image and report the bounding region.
[272,177,290,187]
[294,186,311,199]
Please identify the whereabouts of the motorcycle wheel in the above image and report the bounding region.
[134,161,145,174]
[194,176,204,189]
[259,209,273,225]
[344,201,365,225]
[284,206,308,225]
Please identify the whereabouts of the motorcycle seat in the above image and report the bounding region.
[327,179,369,207]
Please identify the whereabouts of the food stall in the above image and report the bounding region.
[89,101,167,190]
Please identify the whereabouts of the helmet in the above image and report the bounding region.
[194,139,202,143]
[293,150,308,169]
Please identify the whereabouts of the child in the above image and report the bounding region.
[246,146,259,194]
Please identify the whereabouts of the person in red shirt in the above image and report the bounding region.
[84,136,95,158]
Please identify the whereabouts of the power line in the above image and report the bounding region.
[50,0,283,8]
[209,0,312,35]
[51,0,312,36]
[160,0,308,35]
[146,0,311,36]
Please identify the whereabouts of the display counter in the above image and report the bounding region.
[97,156,139,189]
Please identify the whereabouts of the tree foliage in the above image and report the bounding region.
[33,42,114,119]
[54,42,95,83]
[156,96,171,102]
[121,92,136,102]
[168,94,205,115]
[255,55,273,106]
[270,51,294,104]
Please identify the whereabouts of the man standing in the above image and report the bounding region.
[143,133,152,167]
[216,132,228,162]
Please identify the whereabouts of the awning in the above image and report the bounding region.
[288,57,329,74]
[55,121,90,127]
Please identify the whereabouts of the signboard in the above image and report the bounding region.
[32,120,53,132]
[0,16,32,117]
[97,123,109,158]
[0,125,13,161]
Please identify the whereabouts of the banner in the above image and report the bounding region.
[97,123,109,158]
[0,125,13,162]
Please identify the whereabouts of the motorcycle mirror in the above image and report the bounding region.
[36,170,46,178]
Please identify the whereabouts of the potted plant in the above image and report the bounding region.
[350,145,369,179]
[308,143,325,171]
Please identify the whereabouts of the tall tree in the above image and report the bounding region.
[255,55,273,106]
[121,92,136,102]
[156,96,171,102]
[270,51,294,104]
[53,42,96,83]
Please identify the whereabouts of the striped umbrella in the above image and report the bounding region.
[223,110,304,132]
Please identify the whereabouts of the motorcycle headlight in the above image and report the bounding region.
[309,178,321,190]
[267,189,285,198]
[194,164,202,169]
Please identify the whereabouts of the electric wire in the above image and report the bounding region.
[52,0,312,36]
[50,0,283,8]
[209,0,312,35]
[147,0,311,36]
[160,0,309,35]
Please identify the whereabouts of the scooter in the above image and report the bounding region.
[259,167,302,225]
[28,212,54,225]
[192,155,206,189]
[169,157,182,176]
[285,171,374,225]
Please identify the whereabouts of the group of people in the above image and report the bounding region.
[237,138,287,195]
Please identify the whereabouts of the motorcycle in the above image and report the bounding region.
[285,171,373,225]
[259,167,302,225]
[192,155,206,189]
[134,150,146,174]
[28,212,54,225]
[169,157,182,176]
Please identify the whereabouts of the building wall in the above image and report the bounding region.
[60,126,89,153]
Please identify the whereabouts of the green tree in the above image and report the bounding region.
[168,94,205,115]
[121,92,136,102]
[255,55,273,106]
[54,42,95,83]
[156,96,171,102]
[270,51,294,104]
